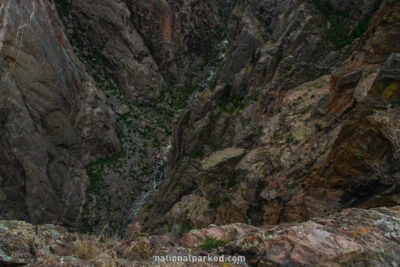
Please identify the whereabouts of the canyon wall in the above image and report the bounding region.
[0,0,120,229]
[132,0,400,237]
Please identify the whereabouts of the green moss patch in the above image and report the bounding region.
[382,82,399,99]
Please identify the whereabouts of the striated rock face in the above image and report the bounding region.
[0,1,398,263]
[1,207,399,266]
[49,0,238,234]
[127,0,235,85]
[59,0,237,89]
[0,0,120,229]
[0,0,236,233]
[301,0,400,220]
[131,0,400,235]
[57,0,166,104]
[0,0,399,265]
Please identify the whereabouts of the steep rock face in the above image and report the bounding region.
[57,0,237,91]
[0,0,119,229]
[56,0,166,104]
[127,0,235,84]
[131,0,399,235]
[45,0,236,234]
[295,0,400,219]
[304,59,400,217]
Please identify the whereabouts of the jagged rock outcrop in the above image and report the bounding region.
[0,0,238,233]
[0,0,120,229]
[291,0,400,221]
[1,207,399,266]
[0,219,241,266]
[56,0,166,104]
[181,207,400,266]
[57,0,236,92]
[131,0,400,235]
[42,0,238,234]
[0,0,399,266]
[127,0,235,85]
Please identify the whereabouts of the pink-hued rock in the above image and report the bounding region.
[1,207,399,266]
[134,0,400,235]
[181,207,400,266]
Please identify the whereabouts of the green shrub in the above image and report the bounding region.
[354,153,364,161]
[159,84,196,110]
[250,49,261,65]
[315,123,323,132]
[286,134,295,143]
[351,19,369,39]
[208,196,229,209]
[54,0,70,16]
[200,237,226,251]
[218,84,244,113]
[179,221,193,236]
[225,177,236,189]
[190,149,204,159]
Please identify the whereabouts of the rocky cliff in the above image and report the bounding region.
[0,0,399,265]
[127,0,235,85]
[132,0,400,237]
[56,0,165,105]
[0,0,120,229]
[50,0,237,234]
[0,0,236,234]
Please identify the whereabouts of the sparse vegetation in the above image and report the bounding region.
[159,84,196,110]
[71,226,119,262]
[208,196,229,209]
[218,84,244,113]
[54,0,71,16]
[74,14,198,233]
[225,177,237,189]
[250,49,261,65]
[129,237,157,259]
[310,0,371,50]
[286,134,295,143]
[367,109,376,116]
[215,26,228,41]
[200,237,227,251]
[191,148,204,159]
[167,222,172,232]
[351,19,370,39]
[275,163,285,172]
[315,123,323,132]
[354,153,364,161]
[71,236,103,260]
[341,249,386,267]
[179,220,193,237]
